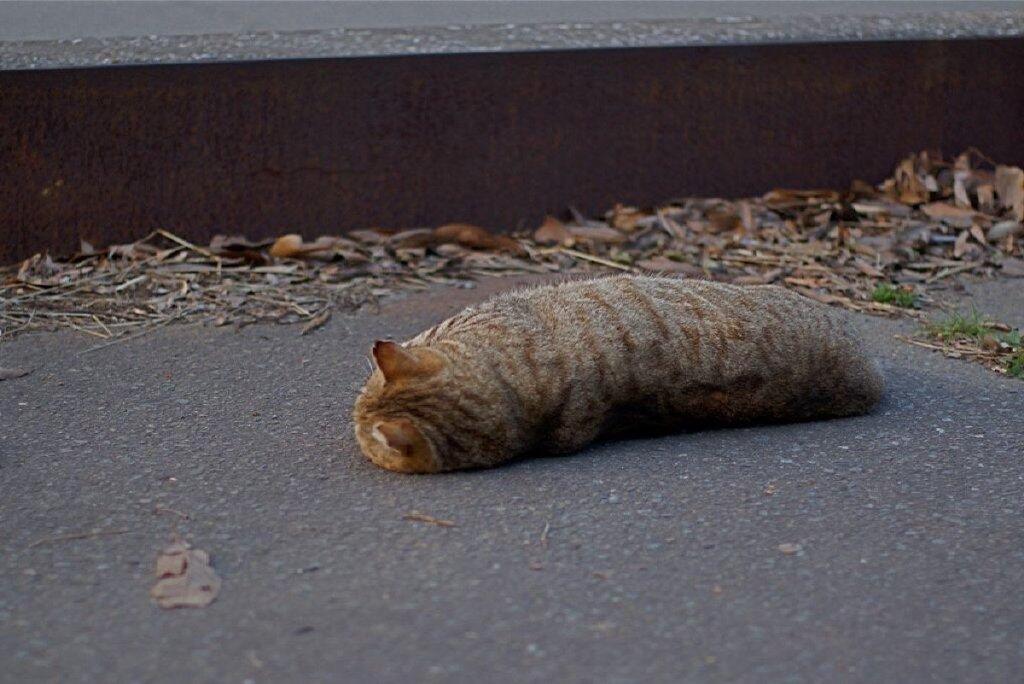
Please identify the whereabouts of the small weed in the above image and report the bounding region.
[926,309,992,342]
[871,283,917,308]
[920,310,1024,379]
[1008,351,1024,378]
[999,329,1023,348]
[1001,332,1024,378]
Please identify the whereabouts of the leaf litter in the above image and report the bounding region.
[1,149,1022,376]
[150,538,221,609]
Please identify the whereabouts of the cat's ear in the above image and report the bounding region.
[373,418,419,456]
[371,418,439,473]
[372,340,443,382]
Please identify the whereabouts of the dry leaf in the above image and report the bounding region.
[348,229,391,245]
[851,200,912,218]
[921,202,976,228]
[989,221,1023,242]
[533,216,573,245]
[893,156,929,204]
[976,183,996,213]
[707,207,741,233]
[390,228,436,249]
[853,259,884,278]
[150,540,221,609]
[0,367,30,381]
[953,230,970,258]
[1000,257,1024,277]
[607,204,646,232]
[636,256,703,276]
[269,234,305,258]
[995,165,1024,221]
[764,188,840,205]
[300,308,331,335]
[568,225,628,244]
[778,543,802,555]
[969,224,988,246]
[953,170,971,208]
[402,512,456,527]
[434,223,526,256]
[739,201,756,232]
[732,269,782,285]
[209,234,272,253]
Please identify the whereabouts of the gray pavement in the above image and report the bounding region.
[3,1,1023,70]
[3,2,1021,41]
[1,274,1023,682]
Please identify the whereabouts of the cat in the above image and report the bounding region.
[353,275,883,473]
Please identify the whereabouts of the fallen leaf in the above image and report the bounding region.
[348,229,391,244]
[434,223,526,256]
[607,204,646,232]
[402,512,456,527]
[976,183,996,213]
[1000,257,1024,277]
[995,165,1024,220]
[969,224,988,246]
[636,256,703,276]
[707,207,741,233]
[533,216,573,245]
[953,170,971,208]
[0,367,30,381]
[921,202,976,228]
[739,201,756,232]
[989,221,1023,242]
[892,156,929,204]
[851,200,912,217]
[568,225,628,244]
[269,234,305,258]
[300,308,332,335]
[208,234,270,265]
[853,259,884,278]
[953,230,970,258]
[209,234,273,253]
[778,543,802,555]
[732,269,782,285]
[390,228,436,249]
[764,188,840,205]
[150,540,221,609]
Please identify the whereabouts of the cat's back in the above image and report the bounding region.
[481,275,836,337]
[444,275,858,357]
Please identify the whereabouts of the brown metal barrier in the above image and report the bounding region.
[2,38,1023,263]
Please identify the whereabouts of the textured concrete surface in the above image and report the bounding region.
[2,2,1023,70]
[4,2,1021,41]
[1,274,1022,682]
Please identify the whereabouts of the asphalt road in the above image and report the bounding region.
[1,275,1022,682]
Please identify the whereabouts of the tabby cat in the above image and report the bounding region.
[353,276,883,473]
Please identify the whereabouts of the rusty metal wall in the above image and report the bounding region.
[2,38,1023,263]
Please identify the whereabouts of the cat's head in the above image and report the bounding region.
[353,340,449,473]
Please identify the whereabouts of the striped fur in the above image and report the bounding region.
[353,276,884,473]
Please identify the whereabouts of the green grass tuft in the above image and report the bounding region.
[922,309,1023,380]
[1008,351,1024,378]
[871,283,917,308]
[999,329,1023,348]
[926,309,993,342]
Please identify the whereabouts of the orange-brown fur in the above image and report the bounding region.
[353,276,883,473]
